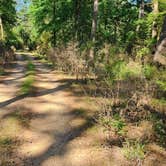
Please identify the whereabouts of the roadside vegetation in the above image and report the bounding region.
[0,0,165,165]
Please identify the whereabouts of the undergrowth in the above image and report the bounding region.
[123,140,146,160]
[80,57,166,163]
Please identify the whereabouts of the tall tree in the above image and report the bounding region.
[0,0,16,40]
[154,16,166,65]
[0,16,4,40]
[136,0,145,32]
[152,0,159,39]
[89,0,99,64]
[138,0,145,19]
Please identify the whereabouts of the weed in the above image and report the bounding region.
[106,60,143,81]
[100,114,126,135]
[154,119,166,147]
[156,80,166,91]
[123,139,145,160]
[0,137,13,147]
[27,61,35,70]
[143,64,157,80]
[21,75,35,94]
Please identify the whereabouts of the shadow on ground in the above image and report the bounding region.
[23,107,94,165]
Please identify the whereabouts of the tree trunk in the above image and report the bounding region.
[152,0,159,39]
[89,0,99,63]
[154,16,166,65]
[53,0,56,47]
[136,0,145,32]
[74,0,81,39]
[0,16,4,40]
[138,0,145,19]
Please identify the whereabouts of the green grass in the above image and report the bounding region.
[20,61,35,94]
[0,137,13,147]
[123,140,145,160]
[151,98,166,107]
[21,75,35,94]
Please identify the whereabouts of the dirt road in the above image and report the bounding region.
[0,53,114,166]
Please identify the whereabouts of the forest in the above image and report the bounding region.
[0,0,166,165]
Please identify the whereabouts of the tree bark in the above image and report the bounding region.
[154,16,166,65]
[89,0,99,62]
[152,0,159,39]
[53,0,56,47]
[0,16,4,40]
[136,0,145,32]
[138,0,145,19]
[74,0,81,39]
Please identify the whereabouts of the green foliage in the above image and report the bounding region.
[137,47,150,58]
[0,0,17,38]
[159,0,166,12]
[100,114,126,135]
[143,64,157,80]
[150,114,166,147]
[156,80,166,91]
[21,75,35,94]
[154,120,166,144]
[26,61,35,73]
[36,31,52,55]
[106,60,142,80]
[123,140,145,160]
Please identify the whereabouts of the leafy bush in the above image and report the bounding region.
[107,60,142,80]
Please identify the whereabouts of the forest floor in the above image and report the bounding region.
[0,53,130,166]
[0,53,166,166]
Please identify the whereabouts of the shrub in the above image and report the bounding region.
[107,60,142,80]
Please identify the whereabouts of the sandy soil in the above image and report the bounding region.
[0,54,120,166]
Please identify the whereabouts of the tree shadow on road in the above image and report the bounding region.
[23,107,95,166]
[0,82,71,109]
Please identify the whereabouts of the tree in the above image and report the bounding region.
[89,0,99,64]
[154,16,166,65]
[0,16,4,40]
[152,0,159,39]
[138,0,145,19]
[0,0,16,41]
